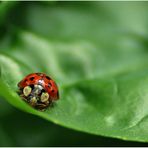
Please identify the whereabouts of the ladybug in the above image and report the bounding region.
[17,73,59,110]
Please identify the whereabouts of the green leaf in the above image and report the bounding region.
[1,2,148,142]
[2,101,144,147]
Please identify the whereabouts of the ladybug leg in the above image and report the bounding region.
[29,97,37,107]
[35,103,49,111]
[19,94,28,103]
[17,88,23,96]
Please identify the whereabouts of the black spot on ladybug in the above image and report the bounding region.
[30,77,35,81]
[51,90,54,93]
[46,76,51,80]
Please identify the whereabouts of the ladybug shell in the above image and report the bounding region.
[18,73,59,100]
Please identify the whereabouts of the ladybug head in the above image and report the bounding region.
[22,84,50,106]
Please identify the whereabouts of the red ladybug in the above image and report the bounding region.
[17,73,59,110]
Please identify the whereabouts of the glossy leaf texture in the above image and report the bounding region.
[1,2,148,142]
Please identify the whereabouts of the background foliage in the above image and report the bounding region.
[0,1,148,146]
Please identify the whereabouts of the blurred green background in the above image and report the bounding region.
[1,1,148,146]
